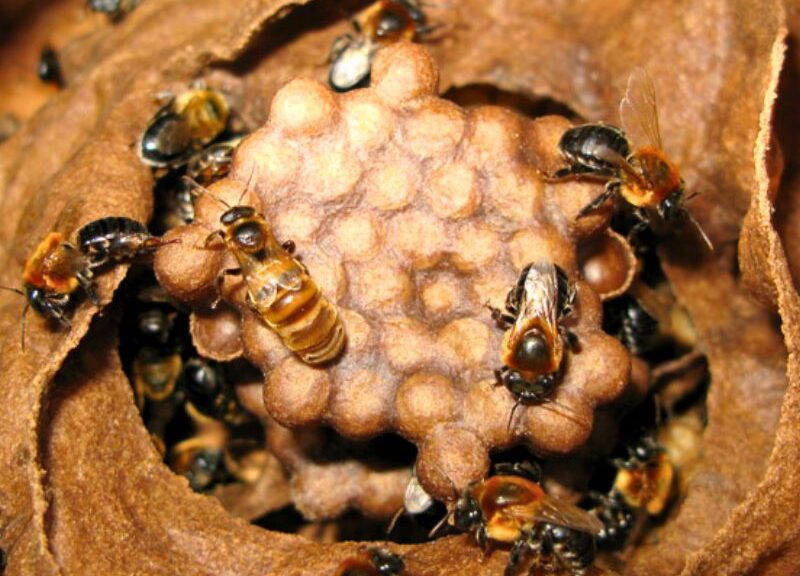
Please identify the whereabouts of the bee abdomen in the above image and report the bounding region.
[264,277,345,365]
[77,216,156,267]
[559,124,630,173]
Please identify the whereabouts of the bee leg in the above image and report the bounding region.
[75,271,99,305]
[211,267,242,309]
[561,326,580,351]
[476,525,493,559]
[494,366,508,387]
[203,230,225,248]
[504,534,532,576]
[576,180,620,219]
[487,304,514,328]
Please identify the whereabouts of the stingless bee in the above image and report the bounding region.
[3,217,162,344]
[181,358,242,423]
[334,547,405,576]
[329,0,433,92]
[589,435,675,549]
[553,68,712,250]
[451,462,601,576]
[139,87,229,168]
[186,136,242,185]
[489,262,578,428]
[611,435,674,517]
[602,295,659,356]
[37,46,63,88]
[199,187,346,366]
[170,436,228,492]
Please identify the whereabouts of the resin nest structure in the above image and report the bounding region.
[154,42,631,509]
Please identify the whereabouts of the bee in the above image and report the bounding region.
[37,46,63,88]
[17,232,96,329]
[169,436,228,492]
[152,174,196,234]
[489,262,578,427]
[5,217,161,343]
[87,0,140,18]
[139,87,229,168]
[452,462,601,576]
[132,346,182,405]
[181,358,240,422]
[587,436,675,549]
[334,547,405,576]
[584,489,636,550]
[611,435,674,517]
[77,216,162,268]
[186,137,242,185]
[553,68,712,250]
[602,295,659,355]
[203,199,346,366]
[329,0,432,92]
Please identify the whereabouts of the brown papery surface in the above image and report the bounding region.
[0,1,795,576]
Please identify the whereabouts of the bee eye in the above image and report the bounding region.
[513,329,551,370]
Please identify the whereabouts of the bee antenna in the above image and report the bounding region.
[181,176,231,209]
[0,286,24,297]
[507,398,523,434]
[386,506,405,535]
[538,397,591,434]
[237,164,257,207]
[427,508,451,539]
[684,210,714,252]
[20,303,29,352]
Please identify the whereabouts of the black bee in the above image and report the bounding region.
[553,69,712,249]
[139,88,229,168]
[170,441,228,492]
[586,490,636,550]
[37,46,63,88]
[181,358,238,422]
[588,436,675,550]
[77,216,162,268]
[603,295,659,355]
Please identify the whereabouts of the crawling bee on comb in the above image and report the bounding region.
[197,183,346,366]
[553,68,712,250]
[489,262,578,428]
[329,0,434,92]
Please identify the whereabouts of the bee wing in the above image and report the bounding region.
[531,496,604,535]
[515,262,559,338]
[619,67,663,150]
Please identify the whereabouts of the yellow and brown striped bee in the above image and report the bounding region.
[205,204,346,366]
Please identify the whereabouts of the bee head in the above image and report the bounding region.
[453,491,483,532]
[658,188,685,221]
